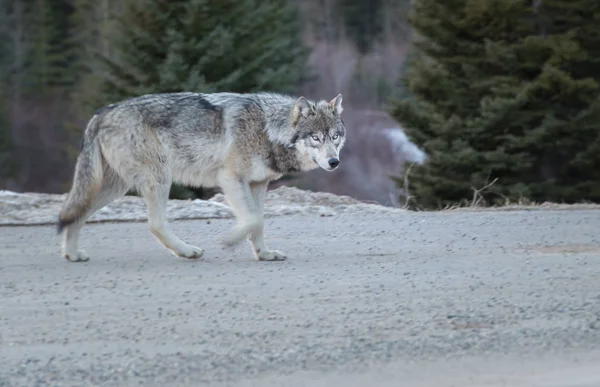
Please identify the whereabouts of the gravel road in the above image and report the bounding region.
[1,209,600,386]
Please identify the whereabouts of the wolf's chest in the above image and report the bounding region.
[247,155,284,183]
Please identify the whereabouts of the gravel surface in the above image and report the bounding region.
[1,208,600,386]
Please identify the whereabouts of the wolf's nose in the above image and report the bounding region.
[328,158,339,169]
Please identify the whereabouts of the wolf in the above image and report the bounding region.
[57,92,346,262]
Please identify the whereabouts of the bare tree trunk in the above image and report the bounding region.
[532,0,547,37]
[10,1,25,148]
[10,0,24,133]
[6,0,29,187]
[100,0,109,58]
[323,0,338,43]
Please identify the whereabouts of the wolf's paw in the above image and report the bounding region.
[222,231,244,247]
[222,227,249,247]
[256,249,287,262]
[223,221,263,248]
[64,249,90,262]
[174,244,205,259]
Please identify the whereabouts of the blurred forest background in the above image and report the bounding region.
[0,0,599,209]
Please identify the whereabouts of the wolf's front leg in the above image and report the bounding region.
[247,181,287,261]
[219,176,286,261]
[219,174,262,246]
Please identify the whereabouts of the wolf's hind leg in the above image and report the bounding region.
[139,181,204,259]
[62,168,129,262]
[247,181,287,261]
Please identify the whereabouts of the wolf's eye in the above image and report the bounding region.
[332,134,339,140]
[311,135,320,141]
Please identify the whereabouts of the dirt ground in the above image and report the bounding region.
[1,208,600,386]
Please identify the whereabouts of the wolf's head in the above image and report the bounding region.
[290,94,346,172]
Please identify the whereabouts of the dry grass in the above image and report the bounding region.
[397,166,600,212]
[443,201,600,213]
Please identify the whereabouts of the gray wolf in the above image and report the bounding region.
[57,92,346,262]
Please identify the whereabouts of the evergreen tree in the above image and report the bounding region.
[98,0,310,103]
[335,0,411,54]
[0,84,13,180]
[0,0,9,83]
[527,0,600,200]
[390,0,600,209]
[26,0,77,93]
[67,0,118,157]
[93,0,311,199]
[337,0,383,54]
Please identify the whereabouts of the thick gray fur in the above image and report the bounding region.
[57,92,346,262]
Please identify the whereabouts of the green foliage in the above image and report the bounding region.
[97,0,310,103]
[66,0,119,150]
[67,0,101,80]
[0,85,14,178]
[0,1,10,83]
[338,0,383,54]
[336,0,412,53]
[349,60,394,106]
[92,0,310,199]
[26,0,77,93]
[390,0,600,209]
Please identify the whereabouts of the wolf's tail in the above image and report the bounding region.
[57,115,104,234]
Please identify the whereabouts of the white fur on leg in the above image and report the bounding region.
[62,224,90,262]
[144,184,204,259]
[219,175,288,261]
[222,218,262,247]
[218,174,263,248]
[148,222,205,259]
[247,181,287,261]
[172,245,204,259]
[248,226,287,261]
[64,249,90,262]
[255,248,287,261]
[60,173,130,263]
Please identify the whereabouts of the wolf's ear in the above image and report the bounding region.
[329,94,343,116]
[294,96,315,119]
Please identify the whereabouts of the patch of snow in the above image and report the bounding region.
[0,186,405,226]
